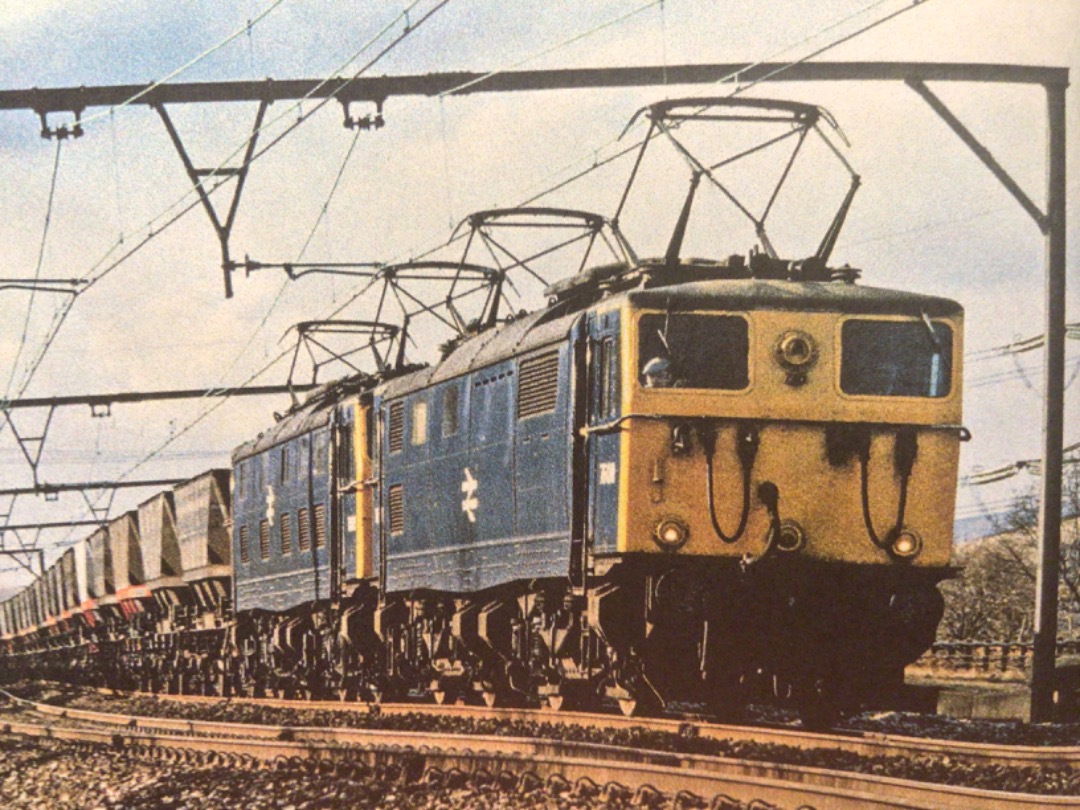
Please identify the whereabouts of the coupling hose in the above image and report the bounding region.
[701,423,759,543]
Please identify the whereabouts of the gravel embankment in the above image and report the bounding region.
[0,736,761,810]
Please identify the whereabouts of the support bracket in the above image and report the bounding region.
[155,98,270,298]
[907,78,1049,232]
[2,406,56,488]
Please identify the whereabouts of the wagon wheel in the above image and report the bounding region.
[544,693,568,711]
[797,676,840,731]
[432,687,457,705]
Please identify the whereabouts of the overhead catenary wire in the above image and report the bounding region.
[5,0,927,416]
[140,0,456,398]
[2,139,64,407]
[962,440,1080,488]
[371,0,933,279]
[72,0,292,132]
[72,0,942,505]
[82,0,450,294]
[6,1,1054,583]
[966,352,1080,390]
[25,2,454,554]
[435,0,663,98]
[0,0,449,418]
[168,0,674,444]
[212,125,367,389]
[1,1,297,409]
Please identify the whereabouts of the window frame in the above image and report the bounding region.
[634,310,751,393]
[837,315,955,400]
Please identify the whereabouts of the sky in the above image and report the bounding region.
[0,0,1077,590]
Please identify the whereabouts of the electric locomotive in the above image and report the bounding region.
[299,249,963,723]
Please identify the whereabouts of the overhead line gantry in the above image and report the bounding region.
[1,382,319,489]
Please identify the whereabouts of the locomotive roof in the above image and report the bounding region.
[232,373,387,463]
[232,394,333,463]
[626,278,963,317]
[378,306,581,401]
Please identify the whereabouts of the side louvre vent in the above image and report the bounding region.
[280,513,292,555]
[388,485,405,535]
[517,351,560,419]
[388,402,405,453]
[313,504,327,549]
[259,520,270,560]
[298,508,311,551]
[239,525,250,564]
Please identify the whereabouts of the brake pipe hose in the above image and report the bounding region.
[700,422,760,543]
[859,427,917,550]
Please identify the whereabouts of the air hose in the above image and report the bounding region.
[701,422,760,543]
[859,427,917,550]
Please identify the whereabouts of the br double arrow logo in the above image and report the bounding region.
[461,467,479,523]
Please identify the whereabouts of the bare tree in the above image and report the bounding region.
[940,464,1080,642]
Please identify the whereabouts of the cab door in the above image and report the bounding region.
[351,400,375,580]
[585,309,622,556]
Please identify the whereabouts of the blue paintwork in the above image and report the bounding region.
[232,423,333,613]
[381,344,575,593]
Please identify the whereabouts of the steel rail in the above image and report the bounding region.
[11,687,1080,771]
[122,691,1080,771]
[1,695,1075,809]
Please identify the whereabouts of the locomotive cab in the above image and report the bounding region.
[579,260,964,720]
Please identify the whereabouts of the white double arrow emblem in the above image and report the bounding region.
[461,467,479,523]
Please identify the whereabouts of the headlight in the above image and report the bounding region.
[890,529,922,560]
[776,330,817,369]
[654,517,689,550]
[775,330,817,387]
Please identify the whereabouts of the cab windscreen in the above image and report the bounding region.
[638,313,749,390]
[840,318,953,397]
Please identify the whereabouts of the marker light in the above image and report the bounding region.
[654,517,689,550]
[891,530,922,559]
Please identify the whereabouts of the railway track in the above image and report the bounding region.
[101,688,1080,771]
[2,688,1077,809]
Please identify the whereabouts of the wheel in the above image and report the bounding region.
[544,693,566,711]
[798,678,840,731]
[704,673,748,724]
